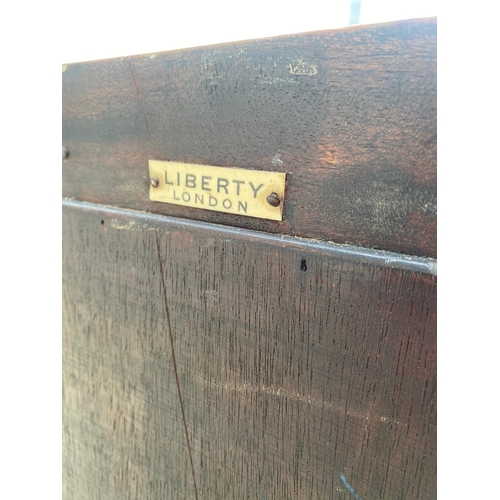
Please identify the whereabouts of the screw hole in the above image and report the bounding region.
[300,259,307,272]
[101,220,104,225]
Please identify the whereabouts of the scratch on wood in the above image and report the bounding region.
[204,379,411,431]
[128,59,151,137]
[272,152,283,167]
[380,416,407,427]
[110,219,160,231]
[204,379,315,404]
[288,59,318,75]
[155,232,199,500]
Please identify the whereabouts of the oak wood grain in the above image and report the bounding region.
[62,18,437,257]
[63,201,436,500]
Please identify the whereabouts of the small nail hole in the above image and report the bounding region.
[101,220,104,225]
[300,259,307,272]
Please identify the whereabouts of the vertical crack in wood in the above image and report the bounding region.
[154,231,199,500]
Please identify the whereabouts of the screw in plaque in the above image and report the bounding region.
[62,147,69,160]
[150,177,160,188]
[266,192,280,207]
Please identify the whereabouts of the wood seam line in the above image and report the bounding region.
[154,231,199,500]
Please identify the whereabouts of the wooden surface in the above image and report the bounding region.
[62,18,437,258]
[63,200,437,500]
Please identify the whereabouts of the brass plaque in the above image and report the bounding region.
[149,161,286,221]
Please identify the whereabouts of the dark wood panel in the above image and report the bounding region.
[62,18,437,257]
[63,200,436,500]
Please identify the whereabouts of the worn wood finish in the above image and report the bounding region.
[63,200,436,500]
[62,18,437,257]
